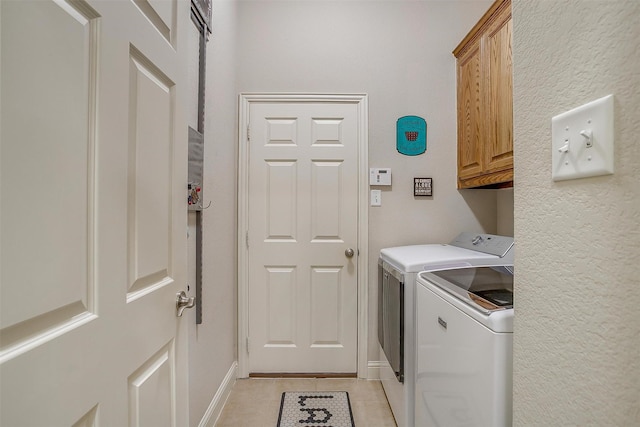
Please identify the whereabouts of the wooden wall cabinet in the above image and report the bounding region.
[454,0,513,189]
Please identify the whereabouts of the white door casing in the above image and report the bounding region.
[0,0,190,425]
[237,94,369,377]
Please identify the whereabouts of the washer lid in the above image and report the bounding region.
[428,266,514,312]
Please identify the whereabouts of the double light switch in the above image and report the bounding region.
[551,94,614,181]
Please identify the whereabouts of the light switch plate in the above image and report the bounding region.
[552,94,614,181]
[370,190,381,206]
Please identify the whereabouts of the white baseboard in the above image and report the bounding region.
[367,360,384,380]
[198,361,238,427]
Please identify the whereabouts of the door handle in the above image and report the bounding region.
[345,248,355,258]
[176,291,195,317]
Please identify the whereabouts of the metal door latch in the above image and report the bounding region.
[176,291,195,317]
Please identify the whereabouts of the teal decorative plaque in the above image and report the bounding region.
[396,116,427,156]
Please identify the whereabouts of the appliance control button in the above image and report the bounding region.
[472,235,484,245]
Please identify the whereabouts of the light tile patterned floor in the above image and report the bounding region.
[214,378,397,427]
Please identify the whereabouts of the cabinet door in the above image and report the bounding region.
[484,4,513,174]
[456,37,484,182]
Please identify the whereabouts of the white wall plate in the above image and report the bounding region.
[551,94,614,181]
[370,168,392,186]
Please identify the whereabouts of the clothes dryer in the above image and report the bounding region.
[378,233,514,427]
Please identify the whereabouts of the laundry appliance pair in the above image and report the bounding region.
[378,232,514,427]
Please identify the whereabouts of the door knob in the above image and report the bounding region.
[176,291,195,317]
[345,248,355,258]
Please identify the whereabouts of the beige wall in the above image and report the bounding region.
[512,0,640,425]
[189,0,522,424]
[188,1,239,425]
[235,0,497,364]
[497,189,514,237]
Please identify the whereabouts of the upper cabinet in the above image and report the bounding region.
[454,0,513,189]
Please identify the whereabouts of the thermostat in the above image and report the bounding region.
[370,168,392,186]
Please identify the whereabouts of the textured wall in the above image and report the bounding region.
[512,0,640,425]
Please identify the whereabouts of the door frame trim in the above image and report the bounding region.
[237,93,369,378]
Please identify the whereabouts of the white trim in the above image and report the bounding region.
[237,93,369,379]
[198,361,237,427]
[355,96,369,379]
[367,360,384,380]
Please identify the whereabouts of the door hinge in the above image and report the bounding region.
[246,231,249,249]
[247,124,250,141]
[246,337,250,354]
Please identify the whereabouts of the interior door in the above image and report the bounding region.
[0,0,190,425]
[246,100,359,374]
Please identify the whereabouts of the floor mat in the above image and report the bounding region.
[277,391,355,427]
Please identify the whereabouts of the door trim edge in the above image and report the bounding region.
[237,93,369,378]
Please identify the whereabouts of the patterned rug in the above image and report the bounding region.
[277,391,355,427]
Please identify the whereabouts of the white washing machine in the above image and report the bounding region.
[415,265,514,426]
[378,233,514,427]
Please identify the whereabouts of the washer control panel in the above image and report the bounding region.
[450,232,514,258]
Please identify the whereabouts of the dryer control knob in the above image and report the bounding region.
[472,235,484,245]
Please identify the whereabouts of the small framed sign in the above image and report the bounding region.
[414,177,433,196]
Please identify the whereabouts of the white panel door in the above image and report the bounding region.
[0,0,189,425]
[247,101,359,374]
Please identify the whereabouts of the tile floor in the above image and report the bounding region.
[214,378,397,427]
